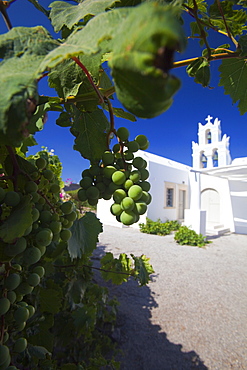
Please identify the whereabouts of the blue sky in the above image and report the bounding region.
[2,0,247,184]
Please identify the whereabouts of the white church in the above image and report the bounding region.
[97,115,247,235]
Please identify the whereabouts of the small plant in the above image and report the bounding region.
[174,226,210,247]
[139,218,180,236]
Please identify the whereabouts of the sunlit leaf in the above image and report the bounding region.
[130,254,154,286]
[219,58,247,114]
[186,58,210,86]
[49,0,119,32]
[68,212,103,259]
[100,252,131,284]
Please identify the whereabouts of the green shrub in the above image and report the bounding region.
[139,218,180,236]
[174,226,210,247]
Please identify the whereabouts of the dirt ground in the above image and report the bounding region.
[93,226,247,370]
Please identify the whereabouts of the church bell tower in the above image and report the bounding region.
[192,115,231,169]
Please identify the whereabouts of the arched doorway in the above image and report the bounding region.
[201,189,220,226]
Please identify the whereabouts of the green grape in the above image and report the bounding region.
[32,222,39,231]
[128,185,143,200]
[140,140,149,150]
[5,238,27,257]
[135,134,149,149]
[12,264,22,272]
[129,170,141,183]
[102,192,112,200]
[62,218,69,227]
[14,322,26,332]
[103,166,117,179]
[113,143,120,153]
[49,183,60,194]
[139,181,151,192]
[3,332,9,344]
[60,229,72,242]
[16,282,33,295]
[27,273,40,287]
[51,241,67,259]
[132,157,145,169]
[35,157,47,170]
[27,304,35,318]
[43,169,54,181]
[25,181,38,193]
[81,169,92,178]
[23,247,41,265]
[35,228,53,247]
[135,202,147,215]
[86,186,99,199]
[0,187,6,203]
[121,197,135,211]
[88,198,98,206]
[51,213,59,221]
[112,171,126,185]
[17,301,28,307]
[30,171,39,181]
[117,127,129,142]
[5,273,21,291]
[140,168,149,180]
[15,294,23,303]
[7,291,16,304]
[113,189,126,203]
[120,211,136,225]
[63,220,73,229]
[38,196,46,205]
[37,245,46,257]
[0,297,10,316]
[31,208,40,223]
[139,191,152,205]
[127,141,140,152]
[89,165,100,176]
[124,179,133,191]
[49,221,62,234]
[77,188,87,202]
[95,182,106,193]
[108,182,120,194]
[102,151,115,165]
[23,225,32,236]
[14,306,29,323]
[124,151,135,161]
[4,191,20,207]
[6,366,18,370]
[60,201,73,215]
[0,345,10,368]
[79,177,92,189]
[32,266,45,278]
[13,337,27,353]
[110,203,122,216]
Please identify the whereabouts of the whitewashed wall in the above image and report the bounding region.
[229,180,247,234]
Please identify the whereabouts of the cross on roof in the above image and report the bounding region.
[205,114,213,124]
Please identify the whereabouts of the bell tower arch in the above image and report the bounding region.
[192,115,231,169]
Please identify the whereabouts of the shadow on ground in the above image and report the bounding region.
[92,244,208,370]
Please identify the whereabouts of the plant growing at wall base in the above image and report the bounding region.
[174,226,210,247]
[139,218,181,236]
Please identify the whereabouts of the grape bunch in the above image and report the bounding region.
[77,127,152,225]
[0,155,77,368]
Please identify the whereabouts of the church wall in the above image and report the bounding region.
[200,174,235,232]
[229,180,247,234]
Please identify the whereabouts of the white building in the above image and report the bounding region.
[97,115,247,235]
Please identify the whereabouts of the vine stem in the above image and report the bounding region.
[55,263,132,276]
[0,1,12,30]
[173,51,241,69]
[216,0,238,47]
[71,56,104,105]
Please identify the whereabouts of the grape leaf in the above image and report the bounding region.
[0,26,58,146]
[39,287,63,314]
[70,107,110,162]
[28,313,54,352]
[109,2,186,118]
[219,58,247,115]
[186,0,208,13]
[39,8,131,71]
[238,34,247,56]
[67,276,87,304]
[68,212,103,259]
[72,306,97,336]
[49,0,119,32]
[186,58,210,86]
[56,111,72,127]
[130,254,154,286]
[28,345,52,360]
[104,106,137,122]
[48,54,102,100]
[209,1,247,36]
[0,195,33,243]
[100,252,132,285]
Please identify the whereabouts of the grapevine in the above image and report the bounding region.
[0,0,246,368]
